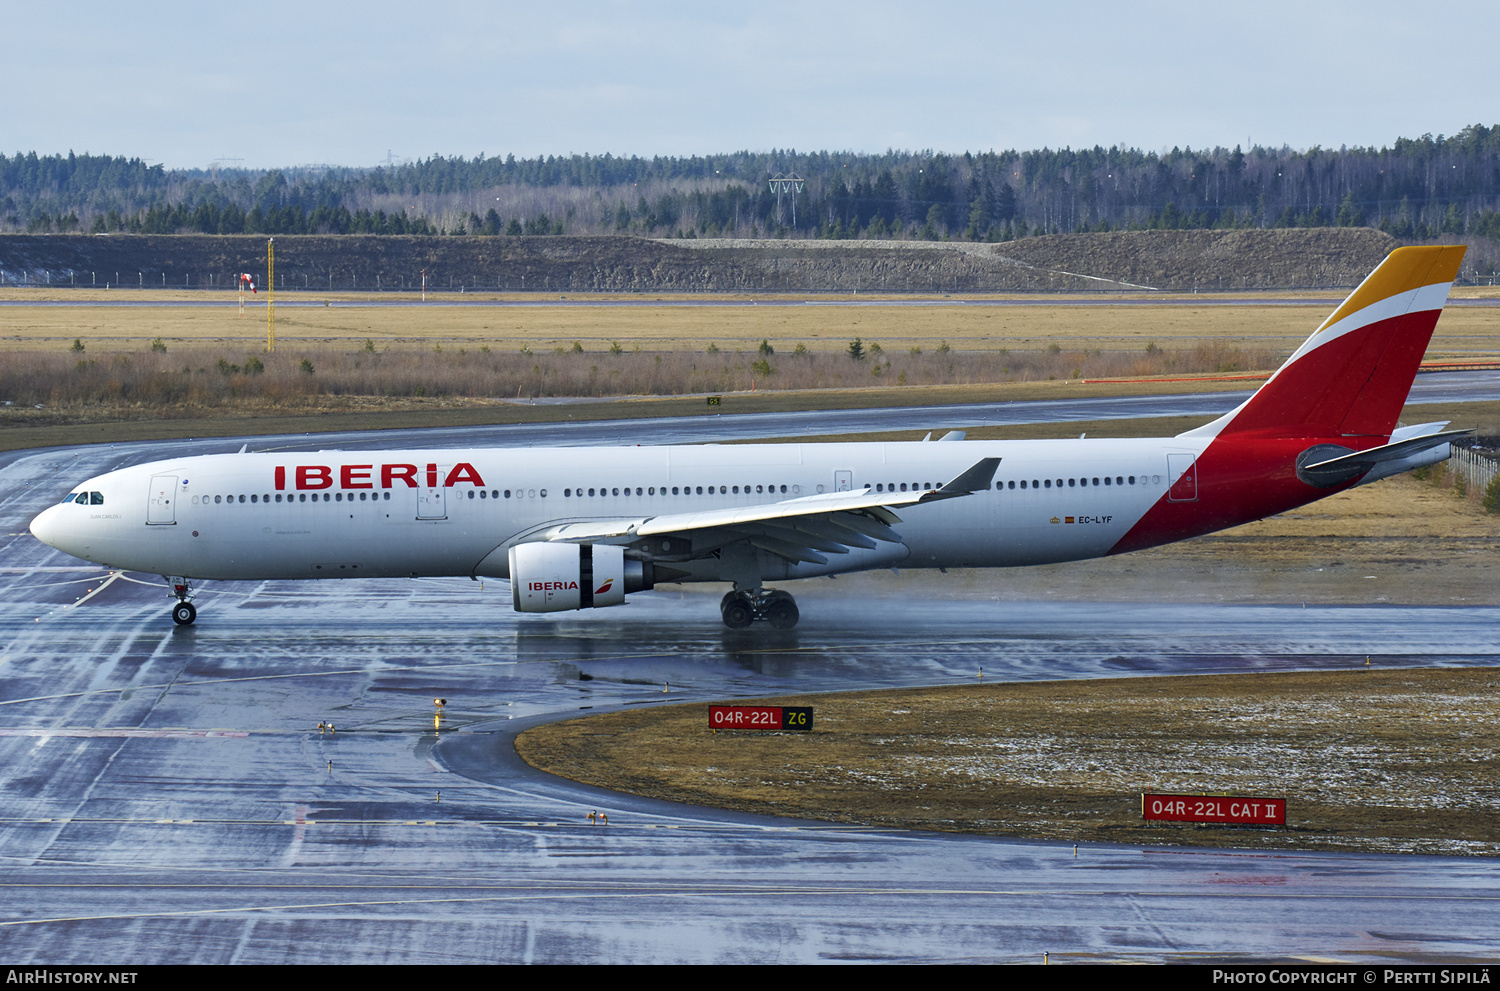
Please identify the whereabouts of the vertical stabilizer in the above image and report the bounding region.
[1182,245,1466,441]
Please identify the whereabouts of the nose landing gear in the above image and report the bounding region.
[165,577,197,626]
[720,588,799,630]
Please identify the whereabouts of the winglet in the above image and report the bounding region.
[922,457,1000,502]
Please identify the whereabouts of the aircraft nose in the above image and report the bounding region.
[29,504,64,550]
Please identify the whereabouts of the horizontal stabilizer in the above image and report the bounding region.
[1297,428,1473,488]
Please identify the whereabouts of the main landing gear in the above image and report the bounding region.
[166,577,196,626]
[720,588,799,630]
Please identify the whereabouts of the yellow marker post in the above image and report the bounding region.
[266,238,276,352]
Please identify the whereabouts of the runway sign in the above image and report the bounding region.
[709,705,813,731]
[1143,793,1286,825]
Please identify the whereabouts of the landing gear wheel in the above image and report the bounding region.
[172,601,197,626]
[765,593,799,630]
[720,593,754,629]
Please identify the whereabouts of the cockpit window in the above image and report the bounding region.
[89,492,104,505]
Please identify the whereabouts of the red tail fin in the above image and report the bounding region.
[1185,245,1466,441]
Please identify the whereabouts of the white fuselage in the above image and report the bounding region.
[31,437,1207,584]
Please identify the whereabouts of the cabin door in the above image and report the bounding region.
[147,475,177,524]
[418,466,449,520]
[1167,454,1198,502]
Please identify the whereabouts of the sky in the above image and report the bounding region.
[4,1,1494,170]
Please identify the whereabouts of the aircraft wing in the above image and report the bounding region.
[540,457,999,563]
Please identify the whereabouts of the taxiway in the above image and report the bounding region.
[1,387,1497,963]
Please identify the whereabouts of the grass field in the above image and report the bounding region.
[1,293,1496,435]
[517,667,1500,855]
[4,292,1499,357]
[1,290,1498,451]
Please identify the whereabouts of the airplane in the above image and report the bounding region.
[29,245,1469,631]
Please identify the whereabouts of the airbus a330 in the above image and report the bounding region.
[30,246,1469,630]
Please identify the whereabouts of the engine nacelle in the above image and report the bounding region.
[509,542,652,613]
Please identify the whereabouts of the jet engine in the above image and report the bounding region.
[508,542,653,612]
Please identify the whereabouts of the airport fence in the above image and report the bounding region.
[1444,445,1500,510]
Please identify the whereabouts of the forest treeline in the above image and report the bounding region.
[5,125,1500,257]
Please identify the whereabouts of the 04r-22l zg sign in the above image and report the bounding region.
[708,706,813,732]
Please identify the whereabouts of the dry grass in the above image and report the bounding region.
[0,294,1493,403]
[517,668,1500,855]
[0,340,1283,409]
[9,294,1495,356]
[0,294,1495,452]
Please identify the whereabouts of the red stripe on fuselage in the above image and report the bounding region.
[1108,436,1358,556]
